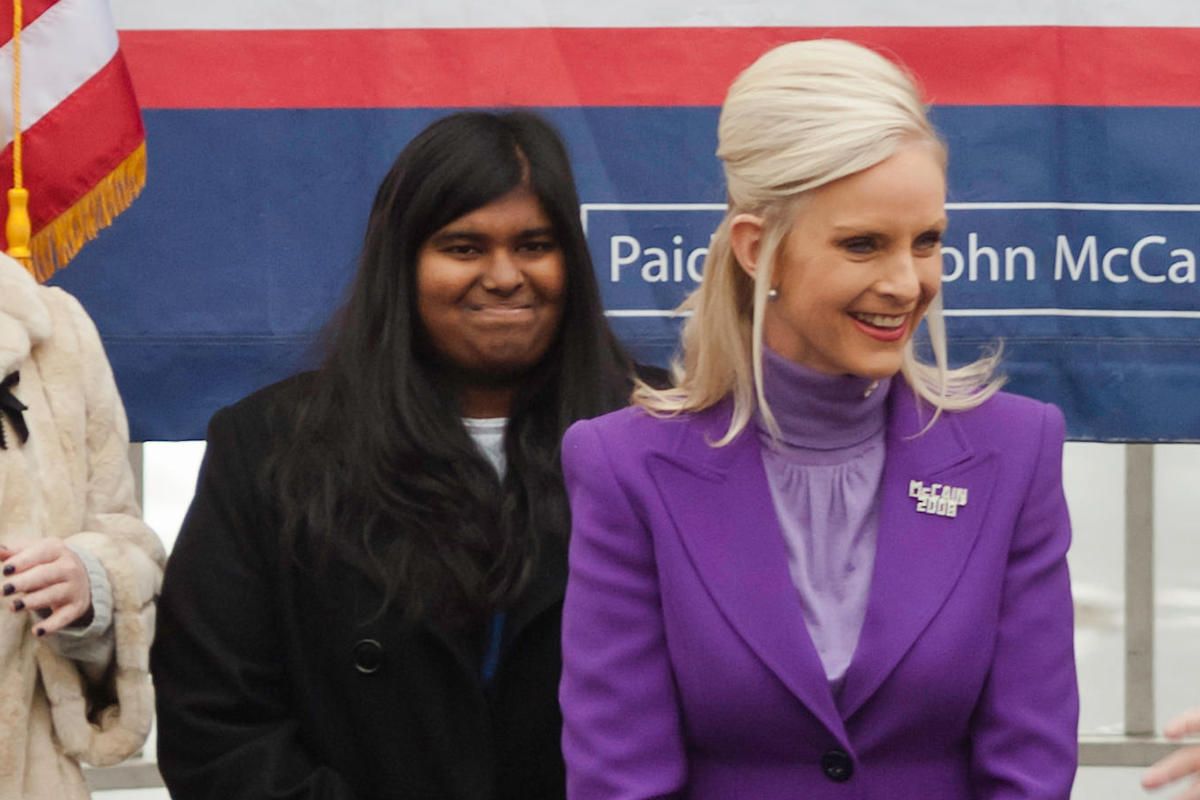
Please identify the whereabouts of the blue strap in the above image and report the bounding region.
[481,611,505,683]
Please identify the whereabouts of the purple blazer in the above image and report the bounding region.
[559,381,1078,799]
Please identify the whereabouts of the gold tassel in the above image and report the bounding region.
[27,141,146,282]
[5,187,32,265]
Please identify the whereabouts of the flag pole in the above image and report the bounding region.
[6,0,33,275]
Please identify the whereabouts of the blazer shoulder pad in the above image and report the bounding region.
[948,389,1065,452]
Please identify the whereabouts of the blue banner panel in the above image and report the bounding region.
[53,106,1200,441]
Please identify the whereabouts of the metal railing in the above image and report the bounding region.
[1077,444,1182,766]
[85,758,162,791]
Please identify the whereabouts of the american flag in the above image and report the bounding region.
[0,0,145,281]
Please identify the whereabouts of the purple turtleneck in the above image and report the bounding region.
[755,346,891,689]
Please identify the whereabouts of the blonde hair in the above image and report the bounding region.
[634,39,1003,444]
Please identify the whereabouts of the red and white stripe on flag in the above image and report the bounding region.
[0,0,145,280]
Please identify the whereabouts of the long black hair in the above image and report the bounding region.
[271,112,633,625]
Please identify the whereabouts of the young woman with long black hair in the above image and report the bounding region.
[151,111,655,800]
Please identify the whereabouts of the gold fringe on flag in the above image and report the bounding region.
[27,141,146,282]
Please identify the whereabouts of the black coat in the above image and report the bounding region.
[151,375,574,800]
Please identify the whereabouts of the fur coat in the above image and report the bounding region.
[0,254,164,799]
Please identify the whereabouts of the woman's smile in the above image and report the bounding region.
[848,310,911,341]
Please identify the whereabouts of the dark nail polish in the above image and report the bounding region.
[2,565,13,576]
[35,628,44,637]
[13,600,23,611]
[2,584,12,596]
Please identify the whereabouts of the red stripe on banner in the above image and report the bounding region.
[0,0,60,45]
[119,26,1200,109]
[0,51,144,235]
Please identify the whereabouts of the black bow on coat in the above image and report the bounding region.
[0,371,29,450]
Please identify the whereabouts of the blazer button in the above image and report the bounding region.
[352,639,384,674]
[820,749,854,783]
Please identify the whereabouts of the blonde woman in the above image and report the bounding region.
[559,40,1078,798]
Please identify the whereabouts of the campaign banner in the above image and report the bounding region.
[51,5,1200,441]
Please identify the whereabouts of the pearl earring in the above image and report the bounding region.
[767,288,779,301]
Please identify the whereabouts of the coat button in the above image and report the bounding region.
[352,639,384,674]
[820,749,854,782]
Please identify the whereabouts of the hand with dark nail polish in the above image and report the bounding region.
[13,600,24,611]
[2,584,12,596]
[2,564,13,576]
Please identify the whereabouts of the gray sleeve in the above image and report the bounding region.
[44,544,115,672]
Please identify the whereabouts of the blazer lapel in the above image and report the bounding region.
[838,384,998,719]
[647,410,849,745]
